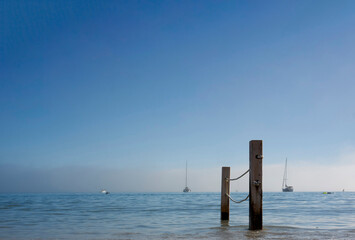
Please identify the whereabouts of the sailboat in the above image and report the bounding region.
[183,161,191,192]
[101,189,110,194]
[282,158,294,192]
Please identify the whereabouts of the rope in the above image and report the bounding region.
[227,169,249,182]
[224,169,250,204]
[226,193,249,204]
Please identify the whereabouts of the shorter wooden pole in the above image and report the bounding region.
[221,166,230,220]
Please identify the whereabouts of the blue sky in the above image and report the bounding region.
[1,0,355,192]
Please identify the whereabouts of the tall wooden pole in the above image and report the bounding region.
[249,140,263,230]
[221,166,230,220]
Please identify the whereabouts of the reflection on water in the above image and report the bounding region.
[0,192,354,239]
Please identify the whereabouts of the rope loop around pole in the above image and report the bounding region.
[226,169,249,182]
[225,193,249,204]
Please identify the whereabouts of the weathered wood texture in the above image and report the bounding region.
[249,140,263,230]
[221,167,230,220]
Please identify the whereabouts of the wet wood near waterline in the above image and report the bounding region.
[249,140,263,230]
[220,166,230,220]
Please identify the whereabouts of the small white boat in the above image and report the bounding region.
[101,189,110,194]
[183,161,191,192]
[282,158,294,192]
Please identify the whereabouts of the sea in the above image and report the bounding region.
[1,192,355,240]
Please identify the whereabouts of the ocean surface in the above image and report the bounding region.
[1,192,355,239]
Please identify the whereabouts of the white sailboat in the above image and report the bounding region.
[183,161,191,192]
[101,189,110,194]
[282,158,294,192]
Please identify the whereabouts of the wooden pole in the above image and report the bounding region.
[249,140,263,230]
[221,166,230,220]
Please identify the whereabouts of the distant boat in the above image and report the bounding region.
[101,189,110,194]
[282,158,294,192]
[183,161,191,193]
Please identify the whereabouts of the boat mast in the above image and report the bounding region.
[283,158,288,188]
[185,161,188,188]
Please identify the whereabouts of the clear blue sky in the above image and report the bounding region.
[1,0,355,192]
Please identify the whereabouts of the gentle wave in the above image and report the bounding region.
[0,192,354,239]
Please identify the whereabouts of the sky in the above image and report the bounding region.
[1,0,355,193]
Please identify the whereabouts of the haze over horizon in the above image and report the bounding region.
[1,0,355,193]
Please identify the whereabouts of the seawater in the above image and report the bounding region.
[0,192,355,239]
